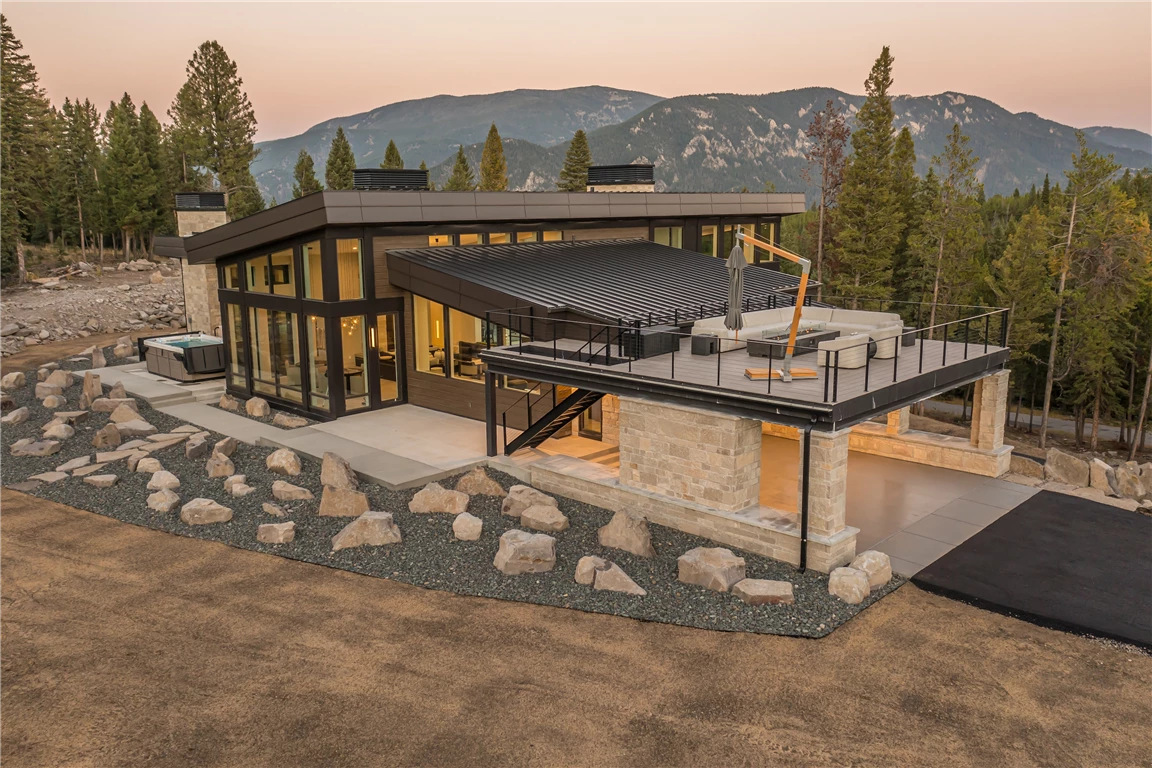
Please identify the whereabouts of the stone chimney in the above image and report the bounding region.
[175,193,228,334]
[586,164,656,193]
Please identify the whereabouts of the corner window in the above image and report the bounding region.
[222,263,241,290]
[653,227,683,248]
[270,247,295,296]
[248,307,301,402]
[428,234,451,247]
[449,308,486,384]
[340,315,369,410]
[414,296,446,375]
[336,238,363,300]
[246,255,270,293]
[226,304,246,387]
[302,240,323,300]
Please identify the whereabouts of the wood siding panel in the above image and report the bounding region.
[373,235,429,300]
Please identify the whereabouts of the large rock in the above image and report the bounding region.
[520,504,570,533]
[92,423,121,449]
[205,452,235,478]
[597,511,656,557]
[246,397,271,418]
[44,369,74,389]
[318,485,370,517]
[1,406,29,425]
[493,529,556,575]
[147,489,180,513]
[109,403,142,423]
[573,558,646,595]
[11,439,61,457]
[409,482,469,514]
[0,371,25,391]
[41,395,67,409]
[213,437,238,457]
[849,550,893,590]
[223,474,247,493]
[677,547,746,593]
[147,470,181,491]
[1044,448,1090,487]
[91,347,107,369]
[1,394,15,411]
[272,480,313,501]
[180,498,233,525]
[108,381,127,399]
[455,466,506,497]
[135,457,163,473]
[272,412,308,429]
[1088,459,1118,496]
[265,448,302,476]
[42,423,74,441]
[83,474,118,488]
[79,371,101,408]
[331,511,402,551]
[732,579,795,605]
[218,394,240,411]
[113,339,133,358]
[452,512,483,541]
[1114,462,1147,501]
[258,522,296,545]
[320,452,358,490]
[1009,453,1045,479]
[91,397,136,414]
[185,437,209,459]
[575,556,609,585]
[35,383,63,400]
[828,567,871,604]
[501,485,556,518]
[115,419,156,438]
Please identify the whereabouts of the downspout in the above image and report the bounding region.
[800,423,812,572]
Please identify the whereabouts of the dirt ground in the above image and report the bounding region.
[2,491,1149,768]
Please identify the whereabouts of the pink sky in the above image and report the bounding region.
[6,2,1151,140]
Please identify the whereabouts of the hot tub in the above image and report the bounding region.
[140,333,226,382]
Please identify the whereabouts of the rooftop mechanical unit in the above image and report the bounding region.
[353,168,431,191]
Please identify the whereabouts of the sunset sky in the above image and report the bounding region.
[5,2,1151,141]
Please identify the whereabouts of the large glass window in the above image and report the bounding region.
[306,316,329,412]
[270,247,296,296]
[488,233,511,244]
[274,311,302,402]
[542,231,563,242]
[248,308,301,401]
[222,263,241,290]
[449,308,485,384]
[428,234,452,247]
[458,233,481,245]
[226,304,246,387]
[653,227,683,248]
[375,313,400,403]
[699,225,718,257]
[336,238,363,300]
[302,240,323,300]
[249,307,276,396]
[340,315,369,410]
[246,255,270,293]
[723,223,756,260]
[516,232,538,243]
[414,296,446,375]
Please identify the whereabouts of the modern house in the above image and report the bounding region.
[156,167,1013,573]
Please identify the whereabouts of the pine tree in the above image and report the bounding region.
[380,139,403,170]
[167,41,262,218]
[829,46,904,306]
[1040,173,1051,208]
[137,102,169,249]
[103,94,149,261]
[890,126,919,294]
[57,98,102,259]
[419,160,432,190]
[800,99,849,300]
[292,148,322,198]
[443,145,476,191]
[986,206,1055,363]
[325,127,355,190]
[478,123,508,191]
[557,129,592,191]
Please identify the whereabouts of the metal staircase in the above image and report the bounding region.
[504,388,604,455]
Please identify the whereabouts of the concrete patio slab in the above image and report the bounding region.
[871,531,956,572]
[933,497,1013,527]
[902,513,984,547]
[89,362,225,407]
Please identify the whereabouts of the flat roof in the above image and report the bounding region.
[386,238,807,323]
[180,190,807,264]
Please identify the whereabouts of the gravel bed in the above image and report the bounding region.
[55,345,138,371]
[206,398,318,429]
[1,361,903,638]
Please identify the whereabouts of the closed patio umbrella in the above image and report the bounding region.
[724,244,745,336]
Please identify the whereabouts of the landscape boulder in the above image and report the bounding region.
[213,437,238,457]
[493,529,556,575]
[113,339,133,358]
[83,474,118,488]
[246,397,271,418]
[501,485,556,518]
[44,369,74,389]
[223,474,247,493]
[135,457,163,474]
[185,437,209,459]
[147,489,180,513]
[452,512,483,541]
[41,395,67,409]
[0,394,14,411]
[147,470,181,491]
[11,439,61,457]
[455,466,506,497]
[520,503,570,533]
[575,556,609,585]
[109,403,142,423]
[1009,454,1045,479]
[1,406,29,425]
[849,550,893,590]
[574,556,646,595]
[597,511,656,557]
[108,381,127,399]
[258,522,296,545]
[91,347,107,369]
[1044,448,1090,487]
[318,485,371,517]
[91,397,136,413]
[732,579,795,606]
[1089,458,1119,496]
[272,480,313,501]
[35,383,63,400]
[320,451,358,490]
[115,419,157,438]
[265,448,302,476]
[272,412,308,429]
[79,371,101,408]
[0,371,26,391]
[92,424,121,449]
[262,502,288,517]
[205,452,235,478]
[677,547,746,593]
[1114,462,1147,501]
[828,567,871,605]
[332,511,402,551]
[218,394,240,411]
[42,423,74,441]
[408,482,469,514]
[56,455,91,473]
[180,498,233,525]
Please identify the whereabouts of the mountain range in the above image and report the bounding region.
[253,86,1152,203]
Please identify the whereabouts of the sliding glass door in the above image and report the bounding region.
[374,312,402,406]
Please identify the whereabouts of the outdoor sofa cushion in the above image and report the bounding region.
[816,333,871,369]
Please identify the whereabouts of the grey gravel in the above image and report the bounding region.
[1,360,903,638]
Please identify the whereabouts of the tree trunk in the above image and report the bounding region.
[77,196,87,260]
[1014,391,1022,428]
[928,234,945,340]
[123,229,130,263]
[1040,194,1077,449]
[1029,381,1036,434]
[1129,335,1152,461]
[1090,378,1101,452]
[16,238,26,283]
[816,153,827,302]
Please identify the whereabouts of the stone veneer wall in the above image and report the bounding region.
[600,395,620,446]
[176,209,228,335]
[176,210,228,238]
[618,397,761,513]
[803,428,850,538]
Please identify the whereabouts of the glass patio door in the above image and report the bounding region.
[369,312,404,408]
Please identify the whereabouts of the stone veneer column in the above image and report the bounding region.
[181,262,221,334]
[801,428,850,538]
[971,370,1010,451]
[886,407,910,435]
[600,395,620,446]
[617,397,761,512]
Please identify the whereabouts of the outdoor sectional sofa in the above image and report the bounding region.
[691,307,905,369]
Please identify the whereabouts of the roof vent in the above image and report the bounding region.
[586,164,655,192]
[353,168,430,191]
[174,192,227,211]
